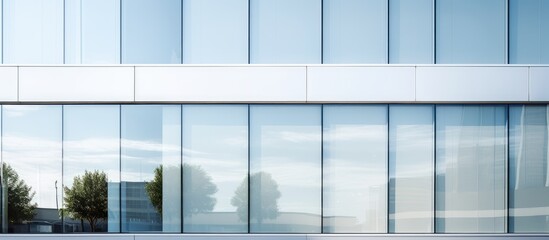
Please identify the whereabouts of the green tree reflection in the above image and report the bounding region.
[2,162,37,224]
[145,164,218,216]
[63,170,108,232]
[231,172,280,224]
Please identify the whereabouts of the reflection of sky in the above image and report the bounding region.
[322,105,387,231]
[250,106,322,216]
[63,106,120,187]
[183,105,248,215]
[2,106,62,209]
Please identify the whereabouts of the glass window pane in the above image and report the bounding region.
[2,106,62,233]
[435,105,506,233]
[509,105,549,232]
[3,0,63,64]
[63,106,120,233]
[389,105,434,233]
[509,0,549,64]
[389,0,433,63]
[122,0,181,64]
[323,105,388,233]
[323,0,387,63]
[182,105,248,232]
[435,0,506,63]
[121,105,181,232]
[250,0,321,64]
[182,0,248,64]
[249,105,321,233]
[65,0,121,64]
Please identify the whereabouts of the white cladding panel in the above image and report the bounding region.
[18,67,134,102]
[134,66,307,102]
[0,67,18,101]
[529,67,549,101]
[416,67,528,102]
[307,66,415,102]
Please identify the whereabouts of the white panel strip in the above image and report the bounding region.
[529,67,549,101]
[416,67,528,102]
[0,67,18,101]
[18,67,134,102]
[135,66,307,102]
[307,66,415,102]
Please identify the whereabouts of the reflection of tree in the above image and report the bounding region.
[63,170,108,232]
[2,163,37,224]
[145,164,218,216]
[231,172,280,224]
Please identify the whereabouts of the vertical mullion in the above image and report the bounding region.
[247,104,251,233]
[247,0,251,64]
[433,105,437,233]
[118,105,122,233]
[386,104,390,233]
[61,105,65,232]
[180,0,183,64]
[433,0,437,64]
[320,0,323,64]
[387,0,390,64]
[180,104,184,232]
[320,104,324,232]
[119,0,122,64]
[505,0,509,64]
[506,105,510,233]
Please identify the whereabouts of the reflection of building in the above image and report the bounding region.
[120,182,161,232]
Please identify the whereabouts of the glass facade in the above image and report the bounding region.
[435,105,506,233]
[0,0,547,63]
[0,104,546,234]
[323,105,388,233]
[509,105,549,233]
[509,0,549,64]
[121,0,181,64]
[435,0,506,63]
[323,0,387,63]
[389,105,434,233]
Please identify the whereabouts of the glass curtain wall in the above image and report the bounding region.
[323,105,388,233]
[435,105,506,233]
[389,105,434,233]
[63,106,120,232]
[509,105,549,232]
[182,105,248,232]
[1,106,63,233]
[120,105,181,232]
[435,0,506,63]
[3,0,63,64]
[388,0,433,63]
[323,0,387,63]
[182,0,248,64]
[121,0,181,64]
[509,0,549,64]
[65,0,121,64]
[250,0,321,63]
[249,105,322,233]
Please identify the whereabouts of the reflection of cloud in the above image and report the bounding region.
[325,126,386,142]
[3,105,42,117]
[121,139,180,153]
[262,131,320,144]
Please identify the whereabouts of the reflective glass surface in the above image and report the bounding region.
[389,105,434,233]
[182,0,248,64]
[323,105,388,233]
[435,105,506,233]
[65,0,121,64]
[389,0,433,63]
[2,106,62,233]
[249,105,321,233]
[122,0,182,64]
[509,105,549,232]
[509,0,549,64]
[323,0,387,63]
[3,0,63,64]
[436,0,506,63]
[121,105,181,232]
[182,105,248,232]
[250,0,321,63]
[63,106,120,232]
